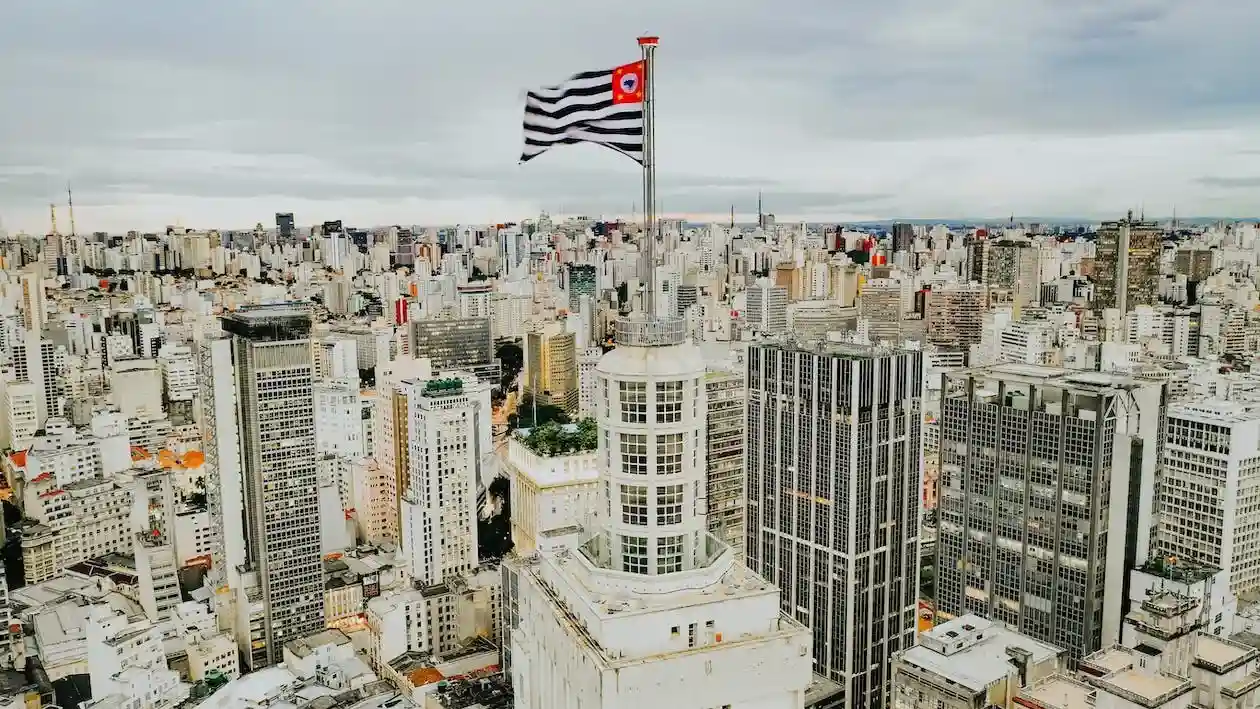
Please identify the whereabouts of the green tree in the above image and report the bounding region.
[520,418,598,455]
[575,418,597,450]
[511,395,570,430]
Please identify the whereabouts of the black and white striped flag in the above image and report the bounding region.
[521,60,646,164]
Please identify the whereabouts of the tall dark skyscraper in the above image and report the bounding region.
[1093,212,1161,314]
[747,342,923,709]
[393,227,415,267]
[218,306,323,668]
[891,222,915,253]
[275,212,295,242]
[565,263,597,311]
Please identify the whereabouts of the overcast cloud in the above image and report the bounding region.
[1,0,1258,233]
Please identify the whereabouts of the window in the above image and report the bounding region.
[657,433,684,475]
[620,485,647,526]
[620,433,647,475]
[619,381,647,423]
[621,535,647,574]
[657,534,683,574]
[656,380,683,423]
[656,484,684,525]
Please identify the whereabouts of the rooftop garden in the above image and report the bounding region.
[517,418,598,457]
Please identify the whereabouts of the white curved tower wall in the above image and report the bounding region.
[595,335,708,575]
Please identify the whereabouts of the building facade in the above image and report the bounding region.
[524,322,578,414]
[746,342,924,709]
[935,364,1165,663]
[408,316,498,383]
[399,375,489,587]
[1157,400,1260,595]
[510,314,814,709]
[1094,213,1162,314]
[220,306,324,667]
[705,368,746,561]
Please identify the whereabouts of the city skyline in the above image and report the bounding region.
[3,1,1259,233]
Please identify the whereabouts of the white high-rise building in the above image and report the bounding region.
[158,344,197,403]
[366,373,491,673]
[1158,399,1260,595]
[0,379,38,451]
[509,312,813,709]
[11,325,48,427]
[314,337,358,381]
[399,373,489,586]
[746,281,789,335]
[577,346,604,418]
[314,376,365,457]
[198,337,246,602]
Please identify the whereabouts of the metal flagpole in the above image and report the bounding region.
[639,35,658,317]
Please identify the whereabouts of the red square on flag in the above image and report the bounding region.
[611,61,645,105]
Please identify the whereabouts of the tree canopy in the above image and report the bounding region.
[508,394,571,429]
[518,419,598,457]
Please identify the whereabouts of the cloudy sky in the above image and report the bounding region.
[1,0,1258,233]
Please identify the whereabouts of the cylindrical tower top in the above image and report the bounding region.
[596,337,708,578]
[614,312,685,347]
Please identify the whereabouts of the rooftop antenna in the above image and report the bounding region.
[757,191,763,229]
[48,203,58,237]
[730,204,735,230]
[67,182,77,237]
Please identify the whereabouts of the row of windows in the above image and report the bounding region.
[620,533,685,574]
[617,432,685,475]
[619,484,685,526]
[615,380,691,424]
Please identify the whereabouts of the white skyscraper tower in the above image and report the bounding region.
[400,373,490,587]
[509,37,812,708]
[510,304,813,707]
[598,318,706,575]
[198,337,248,636]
